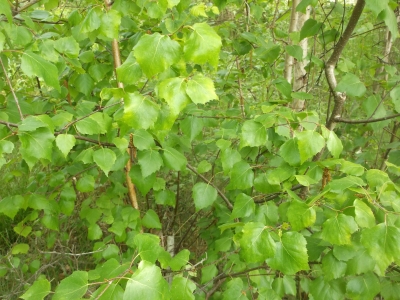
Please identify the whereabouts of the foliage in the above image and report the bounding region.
[0,0,400,299]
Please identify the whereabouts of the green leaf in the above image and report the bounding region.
[19,128,55,168]
[12,243,29,254]
[365,0,388,16]
[286,45,304,61]
[346,248,375,275]
[300,19,323,40]
[240,120,267,147]
[231,193,255,219]
[74,74,94,96]
[155,189,176,206]
[55,134,76,157]
[340,161,365,176]
[192,182,218,210]
[335,73,366,97]
[296,0,318,13]
[197,160,211,173]
[19,115,54,132]
[255,42,281,63]
[327,175,365,192]
[272,77,292,98]
[287,200,316,231]
[99,10,121,39]
[21,52,60,92]
[295,175,317,186]
[170,276,196,300]
[138,0,168,19]
[279,139,301,166]
[181,116,204,142]
[20,279,51,300]
[354,199,375,228]
[186,74,218,104]
[321,214,358,245]
[379,7,398,40]
[326,129,343,158]
[346,272,380,300]
[310,277,346,300]
[54,36,80,58]
[0,140,14,155]
[0,32,4,52]
[138,150,163,177]
[390,85,400,113]
[361,223,400,274]
[162,147,187,171]
[129,165,156,196]
[142,209,162,229]
[296,130,325,163]
[226,161,254,190]
[124,261,169,300]
[112,137,129,153]
[134,234,162,263]
[321,251,347,281]
[133,129,156,150]
[184,23,222,67]
[116,52,142,86]
[134,33,181,78]
[267,232,309,275]
[81,8,101,33]
[0,0,12,22]
[239,222,275,263]
[93,148,116,176]
[170,249,190,271]
[53,271,88,300]
[222,278,247,300]
[122,92,159,130]
[157,77,190,114]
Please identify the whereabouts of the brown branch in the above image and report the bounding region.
[325,0,366,130]
[60,100,123,131]
[334,113,400,124]
[186,163,233,210]
[17,0,40,13]
[0,57,24,120]
[104,0,138,210]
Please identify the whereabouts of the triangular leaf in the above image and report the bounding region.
[192,182,218,210]
[184,23,222,67]
[21,51,60,91]
[93,148,117,176]
[134,33,181,78]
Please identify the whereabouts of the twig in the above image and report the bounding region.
[60,100,123,131]
[186,163,233,210]
[0,57,24,120]
[334,113,400,124]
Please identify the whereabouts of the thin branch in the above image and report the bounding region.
[334,113,400,124]
[0,57,24,120]
[325,0,366,130]
[186,163,233,210]
[17,0,40,12]
[61,100,123,131]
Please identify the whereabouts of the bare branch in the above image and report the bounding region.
[334,113,400,124]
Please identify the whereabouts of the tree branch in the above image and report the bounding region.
[334,113,400,124]
[325,0,366,130]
